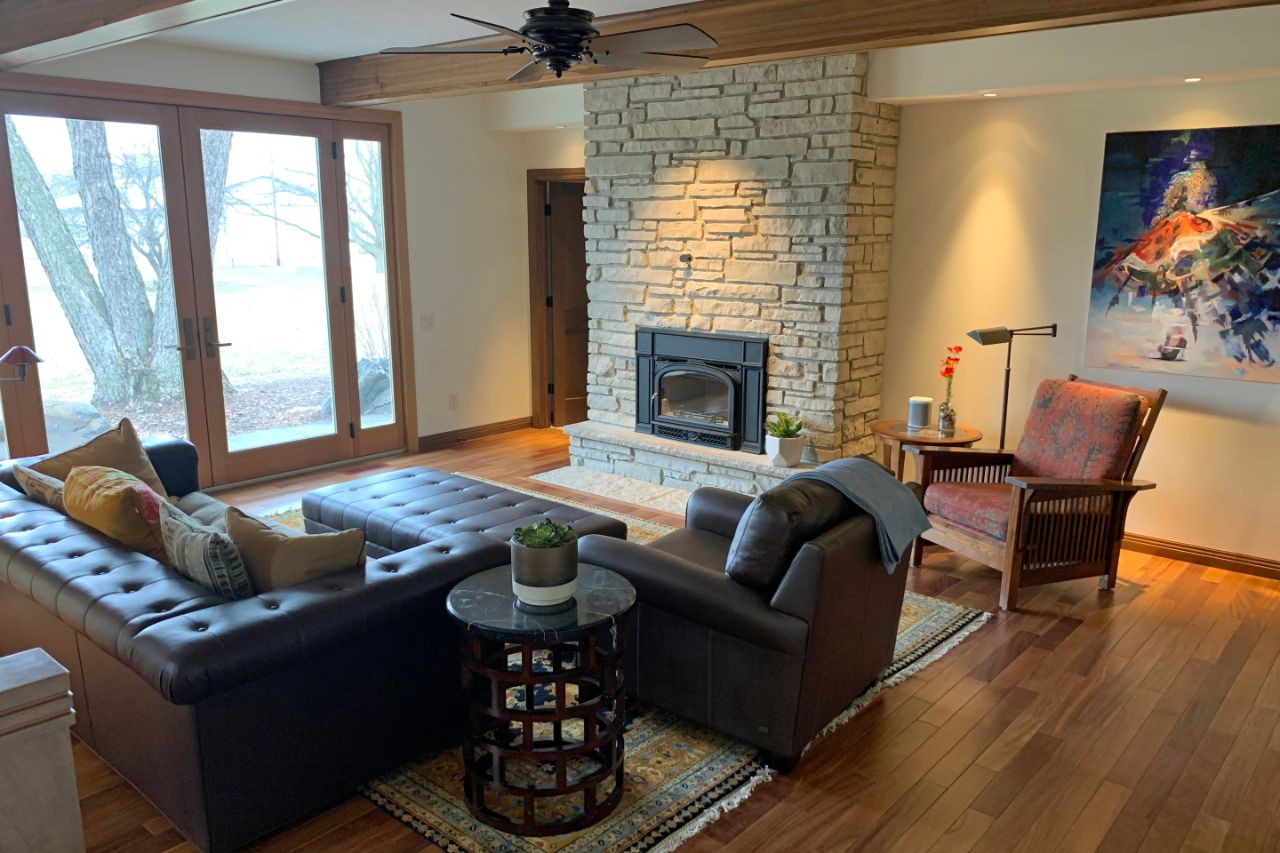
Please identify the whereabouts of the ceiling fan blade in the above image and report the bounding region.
[508,60,551,83]
[592,51,710,73]
[381,45,521,55]
[589,24,718,55]
[451,12,545,46]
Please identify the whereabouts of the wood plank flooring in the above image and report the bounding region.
[72,429,1280,852]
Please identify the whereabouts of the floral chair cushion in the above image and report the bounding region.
[923,482,1013,541]
[1011,379,1145,481]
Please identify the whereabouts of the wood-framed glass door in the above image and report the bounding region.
[178,108,356,484]
[334,121,404,457]
[0,91,213,482]
[0,84,410,487]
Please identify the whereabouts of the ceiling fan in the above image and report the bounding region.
[380,0,719,83]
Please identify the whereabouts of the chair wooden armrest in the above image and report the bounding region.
[1005,476,1156,493]
[908,446,1015,490]
[904,446,1015,465]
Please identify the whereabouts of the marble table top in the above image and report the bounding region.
[446,564,636,641]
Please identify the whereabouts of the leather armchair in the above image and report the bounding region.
[579,482,911,769]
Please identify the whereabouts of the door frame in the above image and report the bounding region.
[526,167,586,429]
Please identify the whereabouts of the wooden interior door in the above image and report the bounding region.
[548,180,587,426]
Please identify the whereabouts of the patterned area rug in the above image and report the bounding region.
[360,591,986,853]
[263,479,990,852]
[530,466,692,517]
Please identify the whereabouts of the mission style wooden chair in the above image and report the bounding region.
[908,375,1167,610]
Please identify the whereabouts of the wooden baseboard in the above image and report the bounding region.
[418,417,534,452]
[1123,533,1280,582]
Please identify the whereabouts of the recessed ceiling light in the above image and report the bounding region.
[983,92,999,98]
[1184,76,1202,83]
[556,124,567,128]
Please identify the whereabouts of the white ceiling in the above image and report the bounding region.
[156,0,694,64]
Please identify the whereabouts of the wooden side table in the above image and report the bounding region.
[871,419,983,481]
[446,565,636,837]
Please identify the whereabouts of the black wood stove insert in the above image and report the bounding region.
[635,327,767,454]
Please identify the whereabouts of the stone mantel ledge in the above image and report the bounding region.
[564,421,815,494]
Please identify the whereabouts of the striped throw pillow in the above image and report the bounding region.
[159,502,256,600]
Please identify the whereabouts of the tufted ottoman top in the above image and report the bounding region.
[300,467,628,553]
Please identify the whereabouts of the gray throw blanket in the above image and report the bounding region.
[786,457,930,573]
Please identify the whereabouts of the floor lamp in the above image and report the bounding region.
[966,324,1057,449]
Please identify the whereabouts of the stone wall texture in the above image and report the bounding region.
[581,53,900,461]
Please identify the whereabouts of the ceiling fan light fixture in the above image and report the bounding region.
[380,1,717,81]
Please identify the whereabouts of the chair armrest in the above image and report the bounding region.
[578,534,807,655]
[1006,476,1156,493]
[905,446,1016,466]
[143,438,201,497]
[685,487,753,539]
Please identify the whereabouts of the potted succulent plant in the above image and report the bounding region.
[510,520,579,609]
[764,411,806,467]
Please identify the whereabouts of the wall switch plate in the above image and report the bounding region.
[419,312,435,332]
[448,393,458,411]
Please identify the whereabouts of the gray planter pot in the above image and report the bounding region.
[510,540,579,608]
[765,434,805,467]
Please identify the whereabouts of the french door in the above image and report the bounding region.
[0,93,404,485]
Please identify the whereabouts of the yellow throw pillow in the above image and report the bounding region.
[13,465,65,512]
[225,507,366,592]
[63,466,167,562]
[32,419,170,500]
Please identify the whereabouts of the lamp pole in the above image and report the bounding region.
[996,324,1057,450]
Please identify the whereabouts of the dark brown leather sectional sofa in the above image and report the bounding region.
[580,480,913,767]
[0,440,622,852]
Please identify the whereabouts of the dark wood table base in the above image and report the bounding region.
[459,629,626,836]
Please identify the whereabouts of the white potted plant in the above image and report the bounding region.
[510,520,579,610]
[764,411,806,467]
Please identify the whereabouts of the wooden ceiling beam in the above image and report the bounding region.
[319,0,1280,106]
[0,0,299,69]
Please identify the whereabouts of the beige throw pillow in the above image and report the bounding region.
[32,419,169,500]
[225,507,366,592]
[13,465,65,512]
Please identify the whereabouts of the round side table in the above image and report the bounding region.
[871,419,983,481]
[445,564,636,837]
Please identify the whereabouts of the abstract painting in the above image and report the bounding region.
[1087,124,1280,382]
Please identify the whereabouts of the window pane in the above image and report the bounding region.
[343,138,394,430]
[201,128,337,452]
[5,114,188,453]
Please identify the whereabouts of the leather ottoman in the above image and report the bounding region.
[302,467,628,557]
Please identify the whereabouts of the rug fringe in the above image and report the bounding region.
[647,765,776,853]
[801,610,993,754]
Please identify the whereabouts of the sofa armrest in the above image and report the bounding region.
[144,439,201,497]
[578,533,806,655]
[125,533,509,704]
[685,487,754,539]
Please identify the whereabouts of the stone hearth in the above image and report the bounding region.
[570,52,899,488]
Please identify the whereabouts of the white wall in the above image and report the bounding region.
[28,41,321,102]
[394,93,584,436]
[885,77,1280,560]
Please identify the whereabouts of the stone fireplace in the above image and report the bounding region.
[565,52,899,494]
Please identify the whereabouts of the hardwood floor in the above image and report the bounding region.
[73,429,1280,852]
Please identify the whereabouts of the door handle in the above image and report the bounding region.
[170,317,198,361]
[202,317,232,359]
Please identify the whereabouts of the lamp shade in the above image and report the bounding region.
[0,345,41,365]
[967,327,1013,346]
